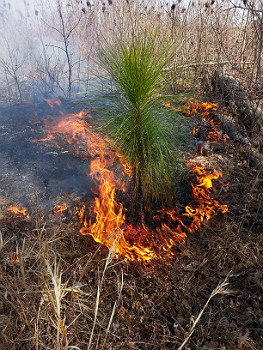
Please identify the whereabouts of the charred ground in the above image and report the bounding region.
[0,99,94,215]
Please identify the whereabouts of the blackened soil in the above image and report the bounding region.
[0,99,93,210]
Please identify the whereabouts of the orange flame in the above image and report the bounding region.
[44,98,61,110]
[185,101,229,145]
[53,203,68,215]
[115,151,133,178]
[11,253,19,264]
[77,102,228,261]
[32,71,41,80]
[79,156,227,261]
[78,205,86,223]
[163,102,172,108]
[30,110,100,157]
[31,105,228,261]
[8,205,30,219]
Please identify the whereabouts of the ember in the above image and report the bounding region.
[11,253,19,264]
[8,205,30,219]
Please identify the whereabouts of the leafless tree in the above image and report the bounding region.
[41,0,83,99]
[0,39,27,103]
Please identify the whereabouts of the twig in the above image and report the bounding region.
[177,273,232,350]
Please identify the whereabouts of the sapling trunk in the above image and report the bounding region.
[132,106,144,222]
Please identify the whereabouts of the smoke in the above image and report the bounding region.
[0,0,95,104]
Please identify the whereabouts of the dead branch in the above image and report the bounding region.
[212,72,263,130]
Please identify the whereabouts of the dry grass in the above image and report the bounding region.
[0,218,123,349]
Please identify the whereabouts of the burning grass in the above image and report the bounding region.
[79,160,228,261]
[0,98,262,349]
[27,99,229,261]
[0,151,262,349]
[7,205,30,219]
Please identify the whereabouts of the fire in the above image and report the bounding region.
[77,102,228,261]
[185,100,229,144]
[31,103,228,261]
[8,205,30,219]
[80,152,125,243]
[11,253,19,264]
[30,110,101,158]
[78,205,86,223]
[115,151,133,178]
[44,98,61,110]
[53,203,68,215]
[80,157,227,261]
[163,102,172,108]
[32,72,41,80]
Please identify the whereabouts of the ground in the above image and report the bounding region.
[0,100,262,350]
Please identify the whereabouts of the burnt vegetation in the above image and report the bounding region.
[0,1,263,350]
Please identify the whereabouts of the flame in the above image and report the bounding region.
[79,155,227,261]
[115,151,133,178]
[11,253,19,264]
[163,102,172,108]
[31,105,228,261]
[8,205,30,219]
[44,98,61,110]
[53,203,68,215]
[185,101,229,144]
[33,72,41,80]
[77,101,228,261]
[29,69,41,81]
[30,110,101,158]
[78,205,86,223]
[28,120,41,125]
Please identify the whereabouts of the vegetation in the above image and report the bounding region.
[98,30,184,221]
[0,0,263,349]
[0,153,262,349]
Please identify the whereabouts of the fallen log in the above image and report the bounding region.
[211,72,263,130]
[213,112,263,170]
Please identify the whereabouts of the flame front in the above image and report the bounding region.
[79,155,227,261]
[80,150,159,261]
[44,98,61,110]
[30,109,102,158]
[31,103,228,261]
